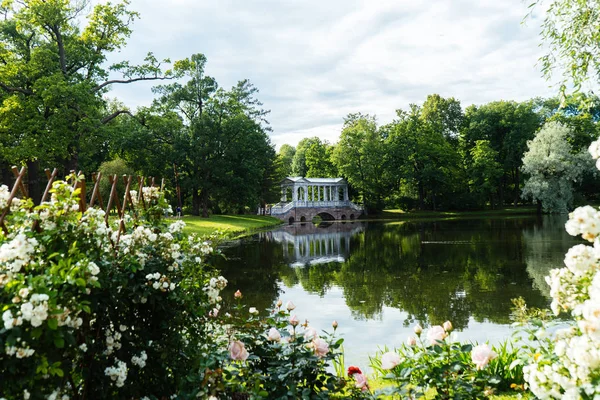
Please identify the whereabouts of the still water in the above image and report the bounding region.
[215,215,580,370]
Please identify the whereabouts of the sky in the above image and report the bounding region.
[102,0,555,149]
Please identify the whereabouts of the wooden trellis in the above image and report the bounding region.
[0,166,164,238]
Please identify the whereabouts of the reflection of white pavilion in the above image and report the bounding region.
[260,223,364,267]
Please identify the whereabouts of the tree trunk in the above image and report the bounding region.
[200,189,209,218]
[513,168,520,206]
[536,199,542,216]
[0,161,11,185]
[27,159,42,205]
[418,181,425,210]
[192,189,201,216]
[499,174,505,207]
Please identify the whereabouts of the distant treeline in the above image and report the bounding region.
[277,94,600,213]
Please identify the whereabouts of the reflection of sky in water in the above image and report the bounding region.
[279,283,515,373]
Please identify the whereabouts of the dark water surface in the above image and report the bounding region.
[215,215,580,369]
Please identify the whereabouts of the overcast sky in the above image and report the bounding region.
[103,0,554,149]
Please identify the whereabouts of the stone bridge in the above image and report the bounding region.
[261,177,364,223]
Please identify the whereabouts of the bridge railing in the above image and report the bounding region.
[267,200,363,215]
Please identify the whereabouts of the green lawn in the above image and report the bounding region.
[371,206,538,222]
[180,214,282,237]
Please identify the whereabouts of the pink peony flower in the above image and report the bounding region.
[234,290,242,299]
[407,336,417,346]
[380,351,401,370]
[427,325,448,345]
[312,338,329,357]
[229,340,249,361]
[354,373,369,391]
[471,344,497,370]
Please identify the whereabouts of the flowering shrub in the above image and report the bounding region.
[214,296,357,399]
[0,177,225,399]
[370,321,522,399]
[516,138,600,399]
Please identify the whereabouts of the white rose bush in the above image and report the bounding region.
[515,138,600,399]
[0,177,227,399]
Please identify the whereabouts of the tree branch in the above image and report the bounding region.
[94,76,170,92]
[0,82,32,95]
[101,110,133,124]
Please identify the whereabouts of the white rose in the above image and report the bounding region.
[380,351,401,370]
[267,327,281,342]
[471,344,497,370]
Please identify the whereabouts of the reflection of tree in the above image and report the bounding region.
[325,219,550,329]
[292,262,340,297]
[523,215,580,298]
[215,238,285,314]
[216,217,566,330]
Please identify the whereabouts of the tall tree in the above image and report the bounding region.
[333,113,390,212]
[461,101,541,206]
[388,104,463,210]
[0,0,171,198]
[467,140,503,208]
[277,144,296,178]
[290,137,321,177]
[421,94,464,146]
[304,139,337,178]
[153,54,274,216]
[521,121,591,213]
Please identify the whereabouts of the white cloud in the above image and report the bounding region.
[101,0,555,149]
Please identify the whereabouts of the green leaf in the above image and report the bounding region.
[460,344,472,352]
[75,278,87,287]
[54,337,65,348]
[47,318,58,330]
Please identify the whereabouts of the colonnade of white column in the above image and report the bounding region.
[281,184,349,203]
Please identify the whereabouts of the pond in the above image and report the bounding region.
[215,215,580,370]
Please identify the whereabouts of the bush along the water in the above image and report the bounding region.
[0,177,225,399]
[509,138,600,399]
[369,321,524,399]
[211,296,368,399]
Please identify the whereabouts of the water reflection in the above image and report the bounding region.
[216,216,579,363]
[259,222,364,267]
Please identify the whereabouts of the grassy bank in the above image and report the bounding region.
[181,214,282,237]
[369,206,538,222]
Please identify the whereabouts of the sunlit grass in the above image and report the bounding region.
[373,207,537,222]
[180,214,282,237]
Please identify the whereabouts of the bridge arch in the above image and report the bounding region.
[316,212,335,221]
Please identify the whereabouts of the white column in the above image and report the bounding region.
[293,185,297,201]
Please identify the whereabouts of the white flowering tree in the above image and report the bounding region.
[0,177,228,399]
[521,121,591,213]
[521,139,600,398]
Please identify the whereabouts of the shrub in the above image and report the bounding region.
[0,176,225,399]
[370,322,524,399]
